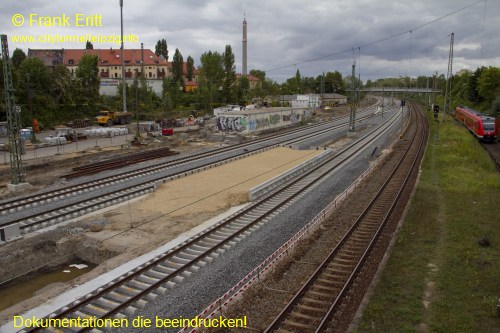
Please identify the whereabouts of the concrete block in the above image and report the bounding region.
[347,131,357,137]
[0,223,22,242]
[6,182,31,193]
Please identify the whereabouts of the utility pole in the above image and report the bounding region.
[120,0,127,113]
[426,77,430,109]
[382,87,385,118]
[137,42,144,136]
[320,72,325,108]
[25,74,37,143]
[444,32,454,114]
[2,35,26,188]
[348,61,356,133]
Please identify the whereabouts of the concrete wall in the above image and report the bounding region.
[99,79,163,97]
[216,108,312,133]
[291,94,320,108]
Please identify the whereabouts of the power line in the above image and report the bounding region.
[480,0,487,66]
[265,0,484,74]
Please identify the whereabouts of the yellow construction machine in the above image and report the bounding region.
[95,111,133,126]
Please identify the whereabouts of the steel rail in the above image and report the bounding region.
[263,104,426,333]
[20,106,398,333]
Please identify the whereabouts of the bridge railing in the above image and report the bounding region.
[360,87,441,93]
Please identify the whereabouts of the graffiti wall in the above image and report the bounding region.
[216,108,312,133]
[216,115,248,132]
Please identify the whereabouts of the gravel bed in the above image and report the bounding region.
[208,106,420,333]
[1,118,362,226]
[481,139,500,171]
[119,110,402,333]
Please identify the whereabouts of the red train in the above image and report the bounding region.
[455,106,498,142]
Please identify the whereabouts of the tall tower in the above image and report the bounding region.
[242,15,247,76]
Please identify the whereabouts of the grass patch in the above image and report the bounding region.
[356,111,500,333]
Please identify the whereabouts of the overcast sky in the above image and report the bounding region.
[2,0,499,83]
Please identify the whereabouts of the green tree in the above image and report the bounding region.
[468,67,484,104]
[237,76,250,104]
[17,58,55,125]
[85,41,93,49]
[327,71,345,94]
[200,51,223,83]
[155,39,169,60]
[12,48,26,69]
[17,58,50,95]
[162,77,183,110]
[451,70,471,106]
[477,66,500,106]
[249,69,266,81]
[222,45,236,103]
[51,65,92,120]
[282,69,303,94]
[75,54,99,107]
[172,48,184,84]
[51,65,76,106]
[186,55,194,81]
[199,51,224,108]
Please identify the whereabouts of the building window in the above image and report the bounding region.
[149,72,152,78]
[68,59,74,65]
[115,73,118,78]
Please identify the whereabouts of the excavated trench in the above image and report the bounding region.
[0,226,119,314]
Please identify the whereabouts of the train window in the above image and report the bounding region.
[483,122,495,131]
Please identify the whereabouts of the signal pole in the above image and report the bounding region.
[2,35,28,190]
[348,61,356,133]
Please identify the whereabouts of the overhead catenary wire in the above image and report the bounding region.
[265,0,485,74]
[480,0,487,66]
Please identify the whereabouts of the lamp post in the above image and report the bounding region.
[25,73,36,142]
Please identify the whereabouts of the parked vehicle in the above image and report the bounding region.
[95,111,133,126]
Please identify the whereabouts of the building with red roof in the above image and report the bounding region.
[28,48,199,95]
[63,48,169,80]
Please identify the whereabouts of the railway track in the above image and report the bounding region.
[18,105,401,333]
[263,102,427,333]
[64,147,180,179]
[0,106,380,237]
[481,141,500,172]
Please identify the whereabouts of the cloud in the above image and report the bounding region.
[1,0,498,82]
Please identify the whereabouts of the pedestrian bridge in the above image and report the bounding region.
[360,87,441,93]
